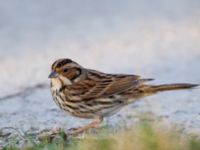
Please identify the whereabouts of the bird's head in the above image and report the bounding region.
[49,58,85,85]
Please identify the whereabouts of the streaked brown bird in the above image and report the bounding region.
[49,58,198,135]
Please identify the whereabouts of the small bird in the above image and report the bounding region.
[49,58,198,135]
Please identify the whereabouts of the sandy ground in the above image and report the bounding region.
[0,0,200,146]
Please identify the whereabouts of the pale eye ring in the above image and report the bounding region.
[64,68,69,72]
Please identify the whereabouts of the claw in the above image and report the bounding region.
[67,127,85,135]
[67,117,103,135]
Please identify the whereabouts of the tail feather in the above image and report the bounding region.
[148,83,199,93]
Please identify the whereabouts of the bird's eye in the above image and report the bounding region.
[63,68,68,72]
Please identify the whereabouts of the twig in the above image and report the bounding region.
[0,127,26,140]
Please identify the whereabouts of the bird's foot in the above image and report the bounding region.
[67,127,85,135]
[67,117,103,135]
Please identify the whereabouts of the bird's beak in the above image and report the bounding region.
[48,71,59,78]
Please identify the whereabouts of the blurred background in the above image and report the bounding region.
[0,0,200,134]
[0,0,200,97]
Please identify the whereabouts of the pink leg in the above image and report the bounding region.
[68,116,103,135]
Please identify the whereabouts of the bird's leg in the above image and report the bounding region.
[68,116,103,135]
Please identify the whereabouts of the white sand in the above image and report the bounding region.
[0,0,200,134]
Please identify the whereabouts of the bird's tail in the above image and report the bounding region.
[144,83,199,93]
[127,81,198,103]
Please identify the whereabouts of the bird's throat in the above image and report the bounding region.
[51,78,62,91]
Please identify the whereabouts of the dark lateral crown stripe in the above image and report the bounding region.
[57,59,72,68]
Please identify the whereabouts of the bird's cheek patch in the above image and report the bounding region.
[66,69,78,80]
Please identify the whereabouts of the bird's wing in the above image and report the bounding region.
[67,70,145,100]
[100,75,141,96]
